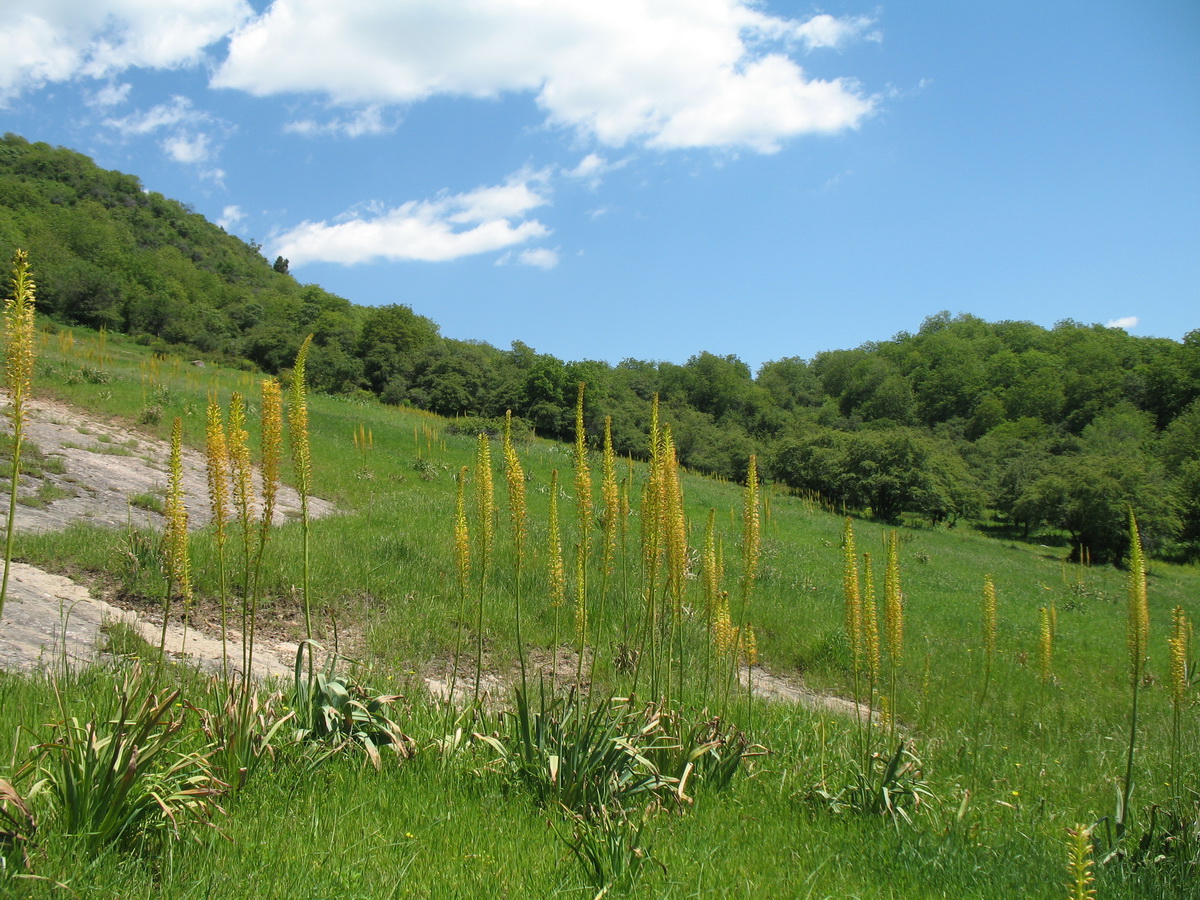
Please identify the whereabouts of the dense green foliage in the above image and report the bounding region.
[3,133,1198,562]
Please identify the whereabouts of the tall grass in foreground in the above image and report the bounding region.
[1,250,35,620]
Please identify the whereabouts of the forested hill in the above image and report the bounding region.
[2,132,1198,563]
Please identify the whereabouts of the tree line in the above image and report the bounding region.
[2,133,1197,563]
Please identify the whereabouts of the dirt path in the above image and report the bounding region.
[0,398,322,680]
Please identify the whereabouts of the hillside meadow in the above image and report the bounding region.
[0,321,1195,898]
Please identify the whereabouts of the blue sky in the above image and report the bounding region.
[2,1,1197,372]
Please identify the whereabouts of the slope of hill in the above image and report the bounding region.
[2,132,1197,561]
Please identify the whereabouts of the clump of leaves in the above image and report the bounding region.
[645,713,764,803]
[482,685,675,818]
[559,802,664,898]
[412,458,438,481]
[200,683,292,792]
[21,669,222,849]
[0,778,35,874]
[805,739,935,828]
[290,641,415,769]
[1097,796,1200,884]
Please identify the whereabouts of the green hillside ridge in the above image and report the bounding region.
[2,132,1198,563]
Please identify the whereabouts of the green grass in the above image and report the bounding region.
[0,325,1196,897]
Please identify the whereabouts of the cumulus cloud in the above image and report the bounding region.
[0,1,252,104]
[214,0,876,153]
[274,169,552,265]
[1107,316,1139,330]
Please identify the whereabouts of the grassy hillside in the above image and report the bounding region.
[3,133,1199,565]
[0,323,1195,897]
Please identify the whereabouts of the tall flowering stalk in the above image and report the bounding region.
[703,508,721,691]
[250,379,283,668]
[741,455,761,622]
[590,415,619,694]
[862,552,881,759]
[572,383,592,688]
[288,336,314,643]
[883,530,904,744]
[1119,509,1149,837]
[634,396,662,695]
[447,467,471,715]
[1168,605,1189,809]
[1038,606,1054,701]
[503,411,528,693]
[227,392,256,677]
[161,418,193,666]
[981,576,997,704]
[661,427,688,704]
[473,433,495,707]
[548,469,565,692]
[740,455,762,725]
[842,519,862,711]
[205,396,231,686]
[1,251,36,621]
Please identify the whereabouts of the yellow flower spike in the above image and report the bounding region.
[205,396,230,547]
[1127,509,1149,686]
[454,467,471,595]
[227,391,257,536]
[289,334,313,509]
[475,432,495,569]
[884,530,903,666]
[862,553,880,684]
[1066,824,1096,900]
[503,411,527,554]
[843,518,862,668]
[259,378,282,534]
[742,455,761,610]
[548,470,565,609]
[165,417,192,606]
[1169,606,1189,705]
[573,382,592,540]
[1039,606,1053,687]
[600,416,618,579]
[1,250,38,620]
[982,575,997,664]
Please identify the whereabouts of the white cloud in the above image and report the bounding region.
[88,81,131,109]
[792,14,880,51]
[518,247,559,269]
[284,105,397,138]
[274,169,552,265]
[105,95,205,136]
[1107,316,1139,330]
[0,1,252,104]
[104,94,229,172]
[214,1,876,153]
[163,132,211,164]
[217,204,245,230]
[564,153,630,188]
